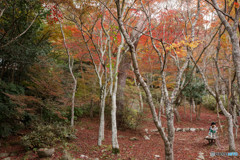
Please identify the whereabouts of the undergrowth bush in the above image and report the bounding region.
[202,94,228,112]
[122,108,144,130]
[65,103,102,120]
[21,123,76,149]
[0,80,25,137]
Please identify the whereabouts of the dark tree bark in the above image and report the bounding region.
[116,19,146,127]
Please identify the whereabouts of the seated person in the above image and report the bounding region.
[206,122,218,141]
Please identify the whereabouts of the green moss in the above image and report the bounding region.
[112,147,120,154]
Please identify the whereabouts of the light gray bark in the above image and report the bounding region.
[59,18,77,127]
[211,0,240,102]
[191,55,236,151]
[133,68,144,112]
[110,32,124,153]
[98,85,107,146]
[75,16,109,146]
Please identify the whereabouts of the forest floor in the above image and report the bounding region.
[1,106,240,160]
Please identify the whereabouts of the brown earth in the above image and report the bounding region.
[1,106,240,160]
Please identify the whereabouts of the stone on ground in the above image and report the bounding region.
[144,135,150,140]
[190,128,196,132]
[0,153,9,158]
[129,137,138,141]
[37,148,55,158]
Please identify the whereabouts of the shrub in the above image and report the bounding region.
[0,80,25,137]
[65,103,101,120]
[21,123,76,149]
[202,94,228,112]
[122,108,144,130]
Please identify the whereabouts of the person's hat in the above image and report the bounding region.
[211,122,216,125]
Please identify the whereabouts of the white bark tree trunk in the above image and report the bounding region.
[211,0,240,101]
[111,93,119,153]
[98,85,107,146]
[192,55,236,151]
[59,18,77,127]
[109,32,124,153]
[192,99,196,113]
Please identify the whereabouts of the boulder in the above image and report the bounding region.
[190,128,196,132]
[80,155,88,158]
[0,153,9,158]
[144,128,149,134]
[10,152,18,156]
[60,150,72,160]
[144,135,150,140]
[129,137,138,141]
[151,129,158,132]
[37,148,55,158]
[197,152,205,159]
[185,128,190,132]
[155,155,160,158]
[176,128,182,132]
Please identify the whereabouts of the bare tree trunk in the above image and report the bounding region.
[116,19,146,125]
[190,100,192,122]
[233,104,238,139]
[133,70,144,112]
[226,115,236,152]
[216,103,223,132]
[165,142,174,160]
[192,56,236,151]
[196,104,201,120]
[98,85,107,146]
[111,93,119,153]
[116,52,131,125]
[192,99,196,113]
[174,108,180,122]
[184,97,187,117]
[211,0,240,101]
[110,32,124,153]
[59,18,77,127]
[139,89,143,112]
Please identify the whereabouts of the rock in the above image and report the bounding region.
[60,150,72,160]
[197,152,205,159]
[37,148,55,158]
[176,128,182,132]
[3,158,11,160]
[151,129,158,132]
[185,128,190,132]
[80,155,88,158]
[144,135,150,140]
[190,128,196,132]
[10,152,17,157]
[144,128,149,134]
[118,135,126,138]
[155,155,160,158]
[0,153,9,158]
[129,137,138,141]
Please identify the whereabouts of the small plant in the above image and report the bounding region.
[202,94,228,112]
[122,108,144,130]
[21,123,76,149]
